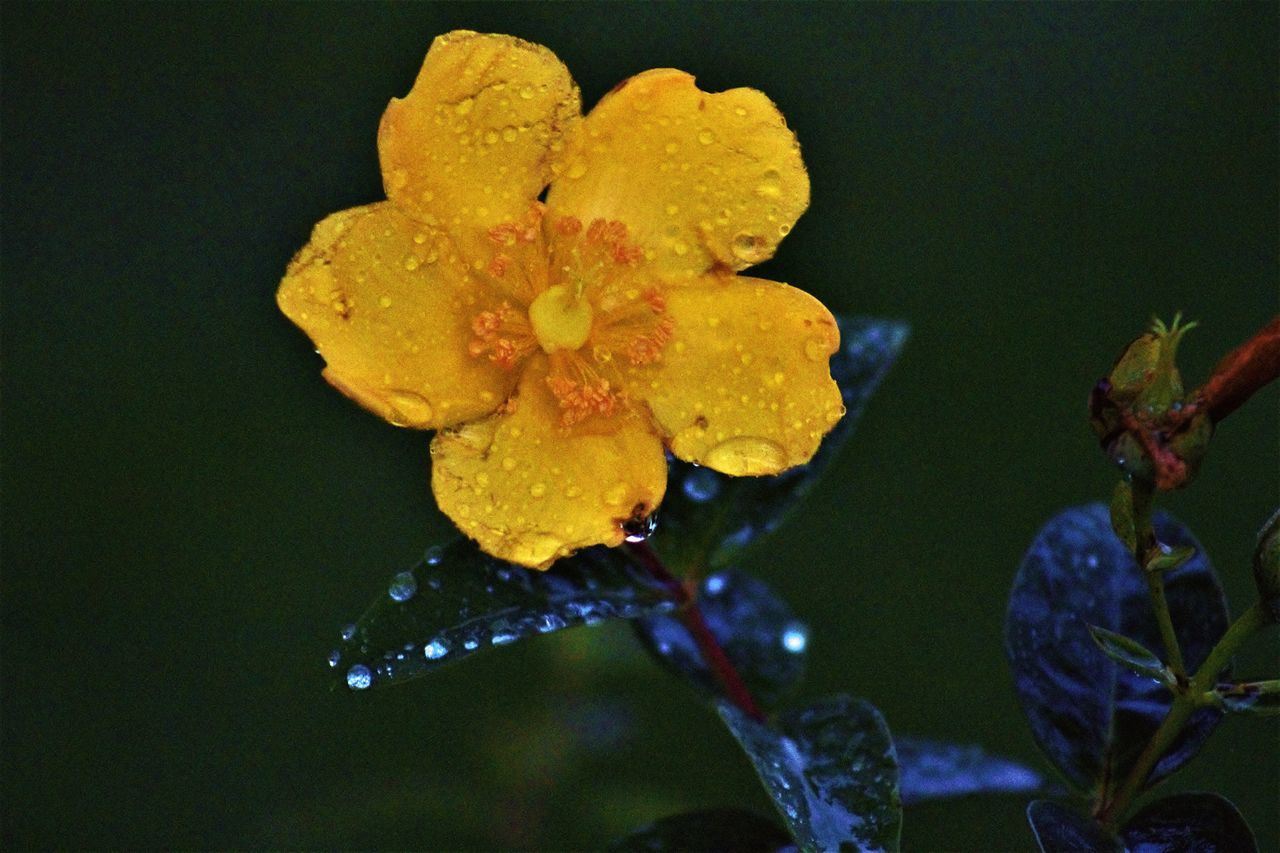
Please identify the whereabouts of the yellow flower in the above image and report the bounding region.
[278,31,844,569]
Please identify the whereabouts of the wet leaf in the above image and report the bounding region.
[719,694,901,852]
[1120,792,1257,852]
[1212,679,1280,717]
[893,738,1057,805]
[330,538,679,690]
[608,807,791,852]
[1026,801,1121,853]
[655,316,908,573]
[1005,504,1229,794]
[1085,625,1173,688]
[633,569,807,710]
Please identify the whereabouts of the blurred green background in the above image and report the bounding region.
[3,3,1276,849]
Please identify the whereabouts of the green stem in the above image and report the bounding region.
[1145,571,1187,681]
[1129,481,1188,680]
[1098,600,1272,830]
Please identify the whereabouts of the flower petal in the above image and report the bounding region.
[630,276,843,475]
[277,202,516,429]
[378,31,580,241]
[431,357,668,569]
[546,69,808,280]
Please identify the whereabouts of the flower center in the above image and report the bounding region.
[528,284,593,354]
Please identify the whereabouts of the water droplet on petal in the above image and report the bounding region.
[529,482,547,498]
[346,664,373,690]
[424,638,450,660]
[704,436,786,476]
[388,570,418,602]
[697,129,715,145]
[804,338,829,362]
[566,160,587,179]
[454,97,475,115]
[378,295,392,309]
[386,391,434,427]
[730,232,769,264]
[403,255,420,271]
[501,457,518,471]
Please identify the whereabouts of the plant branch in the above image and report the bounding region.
[1199,315,1280,423]
[625,541,766,722]
[1098,600,1273,829]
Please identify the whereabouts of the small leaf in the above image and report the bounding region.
[719,694,902,852]
[1085,625,1173,688]
[1120,792,1257,852]
[633,569,807,710]
[893,737,1058,805]
[1005,504,1229,794]
[655,316,908,572]
[1213,679,1280,716]
[329,538,679,690]
[1144,544,1196,574]
[1026,801,1121,853]
[608,807,791,853]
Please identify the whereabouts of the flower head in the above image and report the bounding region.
[278,31,844,568]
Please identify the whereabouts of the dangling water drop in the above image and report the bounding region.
[340,623,356,642]
[623,512,658,543]
[326,650,341,668]
[424,545,444,566]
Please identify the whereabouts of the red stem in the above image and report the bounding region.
[626,541,767,722]
[1199,315,1280,423]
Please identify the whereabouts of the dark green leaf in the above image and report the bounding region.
[633,569,807,710]
[1121,792,1257,852]
[1005,504,1229,794]
[1085,624,1173,688]
[1026,801,1121,853]
[608,807,791,853]
[655,316,907,573]
[894,737,1058,804]
[1213,679,1280,716]
[719,694,901,852]
[329,538,679,690]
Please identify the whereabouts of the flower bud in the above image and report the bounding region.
[1253,508,1280,621]
[1088,315,1213,490]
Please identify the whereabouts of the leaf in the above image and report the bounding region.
[654,316,908,573]
[1026,801,1121,853]
[633,569,807,710]
[1085,625,1173,688]
[1144,544,1196,574]
[1120,792,1257,852]
[1213,679,1280,717]
[329,538,680,690]
[719,694,902,852]
[1005,504,1229,794]
[608,807,791,853]
[893,737,1058,805]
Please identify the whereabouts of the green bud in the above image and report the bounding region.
[1253,508,1280,620]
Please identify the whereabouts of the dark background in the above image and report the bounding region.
[3,3,1276,849]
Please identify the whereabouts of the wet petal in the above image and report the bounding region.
[630,276,843,475]
[546,69,808,280]
[378,30,580,241]
[278,202,516,429]
[431,358,667,569]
